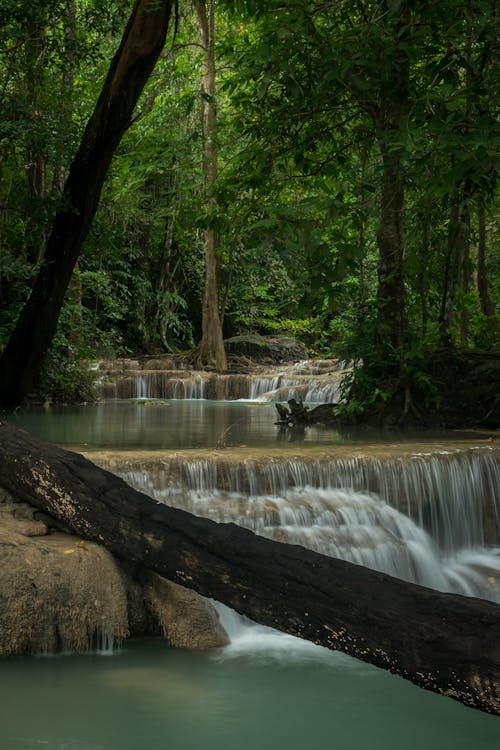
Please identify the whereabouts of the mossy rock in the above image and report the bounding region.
[224,334,307,363]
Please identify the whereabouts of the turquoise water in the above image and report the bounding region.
[1,639,498,750]
[2,401,499,746]
[5,399,349,449]
[4,400,489,450]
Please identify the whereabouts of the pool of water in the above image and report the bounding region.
[1,638,498,750]
[2,401,499,746]
[3,399,492,451]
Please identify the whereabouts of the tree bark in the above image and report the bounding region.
[1,419,499,716]
[193,0,227,371]
[0,0,174,407]
[477,196,498,326]
[24,17,48,265]
[439,182,472,345]
[52,0,77,195]
[372,2,410,358]
[375,146,406,353]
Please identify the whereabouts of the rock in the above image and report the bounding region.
[0,493,228,656]
[224,334,307,363]
[143,571,229,650]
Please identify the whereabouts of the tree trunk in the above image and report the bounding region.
[194,0,227,371]
[477,196,498,325]
[1,419,500,716]
[0,0,174,407]
[375,146,406,354]
[52,0,77,195]
[372,4,410,358]
[24,17,48,265]
[439,182,472,346]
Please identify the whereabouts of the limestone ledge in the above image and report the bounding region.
[0,488,228,656]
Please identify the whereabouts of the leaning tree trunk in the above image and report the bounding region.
[0,0,174,408]
[194,0,227,371]
[1,420,500,716]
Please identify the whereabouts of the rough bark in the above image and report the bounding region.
[1,419,500,715]
[375,146,406,354]
[476,197,498,333]
[194,0,227,371]
[52,0,77,194]
[372,4,410,356]
[0,0,173,407]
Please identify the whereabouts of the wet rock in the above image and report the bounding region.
[0,493,228,656]
[142,571,229,650]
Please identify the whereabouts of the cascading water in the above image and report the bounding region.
[134,373,208,399]
[95,358,346,402]
[118,449,500,608]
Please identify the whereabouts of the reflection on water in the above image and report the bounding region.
[4,399,494,451]
[5,400,348,449]
[0,640,498,750]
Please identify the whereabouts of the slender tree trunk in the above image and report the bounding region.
[194,0,227,371]
[477,196,498,324]
[458,198,471,347]
[375,146,406,354]
[1,420,500,716]
[53,0,77,194]
[419,204,431,337]
[372,3,410,358]
[357,141,369,305]
[0,0,174,407]
[24,18,47,264]
[439,183,471,346]
[155,200,178,351]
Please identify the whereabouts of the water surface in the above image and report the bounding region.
[1,639,498,750]
[3,400,499,748]
[5,399,494,451]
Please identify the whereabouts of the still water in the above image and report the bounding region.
[4,399,490,450]
[1,638,499,750]
[2,400,499,747]
[6,399,343,449]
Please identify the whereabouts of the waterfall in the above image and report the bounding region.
[118,449,500,604]
[248,376,283,400]
[133,373,208,400]
[94,358,347,402]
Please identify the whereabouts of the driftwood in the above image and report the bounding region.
[1,419,500,715]
[275,399,338,425]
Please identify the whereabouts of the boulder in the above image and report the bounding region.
[0,491,228,655]
[224,334,307,363]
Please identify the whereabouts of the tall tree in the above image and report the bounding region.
[0,0,174,407]
[193,0,227,370]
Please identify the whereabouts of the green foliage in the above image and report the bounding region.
[1,0,499,410]
[37,300,98,403]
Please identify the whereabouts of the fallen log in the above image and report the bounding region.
[1,420,499,715]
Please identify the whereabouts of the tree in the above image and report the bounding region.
[0,0,174,406]
[194,0,227,370]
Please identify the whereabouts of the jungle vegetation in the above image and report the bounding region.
[0,0,498,422]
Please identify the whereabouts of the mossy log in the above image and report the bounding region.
[1,420,500,715]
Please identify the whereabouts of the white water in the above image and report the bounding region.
[120,450,500,613]
[96,358,346,402]
[134,373,208,400]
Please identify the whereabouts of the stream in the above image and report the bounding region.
[2,398,499,748]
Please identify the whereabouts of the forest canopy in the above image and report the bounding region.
[0,0,498,421]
